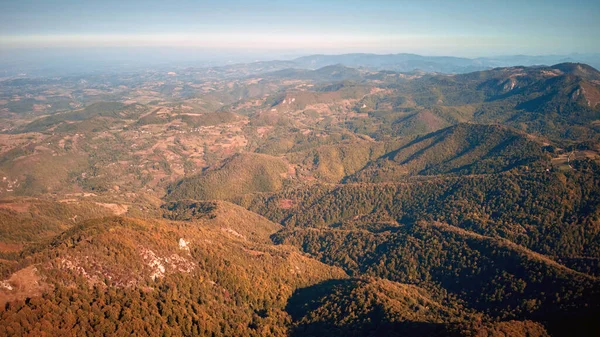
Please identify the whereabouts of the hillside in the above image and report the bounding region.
[0,212,347,336]
[243,159,600,265]
[264,65,364,82]
[0,206,563,337]
[287,140,394,183]
[161,199,282,243]
[0,198,115,247]
[273,221,600,335]
[349,123,548,180]
[167,153,293,201]
[20,102,149,133]
[382,63,600,142]
[287,277,550,337]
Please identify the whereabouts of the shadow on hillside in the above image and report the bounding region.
[285,279,453,337]
[288,321,450,337]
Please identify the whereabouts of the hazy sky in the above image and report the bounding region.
[1,0,599,57]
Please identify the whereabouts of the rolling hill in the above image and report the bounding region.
[167,153,293,201]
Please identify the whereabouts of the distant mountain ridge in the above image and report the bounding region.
[289,53,600,74]
[190,53,600,81]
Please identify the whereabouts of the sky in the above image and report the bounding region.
[0,0,599,58]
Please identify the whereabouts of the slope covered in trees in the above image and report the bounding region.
[167,153,292,201]
[348,123,548,180]
[273,221,600,320]
[0,212,346,336]
[244,160,600,259]
[287,277,550,337]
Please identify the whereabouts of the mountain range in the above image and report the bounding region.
[3,52,600,78]
[0,58,599,336]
